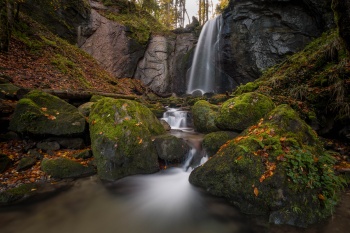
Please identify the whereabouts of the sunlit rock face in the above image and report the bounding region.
[80,9,146,78]
[219,0,334,88]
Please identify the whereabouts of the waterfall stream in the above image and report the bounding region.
[187,16,222,95]
[0,112,349,233]
[161,108,192,130]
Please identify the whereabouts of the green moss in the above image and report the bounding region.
[0,83,20,99]
[216,92,275,131]
[202,131,238,157]
[0,183,37,205]
[9,90,86,136]
[233,81,262,96]
[41,158,95,178]
[191,100,220,133]
[245,30,349,125]
[190,104,345,226]
[100,2,169,45]
[208,94,230,105]
[89,97,164,180]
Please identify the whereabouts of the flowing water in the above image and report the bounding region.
[161,108,192,130]
[0,109,349,233]
[187,16,222,95]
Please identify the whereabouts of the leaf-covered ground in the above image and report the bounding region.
[0,15,146,95]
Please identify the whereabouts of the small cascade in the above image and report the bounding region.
[187,16,222,95]
[182,148,208,172]
[161,108,192,130]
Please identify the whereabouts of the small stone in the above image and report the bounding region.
[27,149,43,159]
[56,138,85,149]
[36,141,60,151]
[17,157,37,171]
[72,149,92,159]
[0,154,12,173]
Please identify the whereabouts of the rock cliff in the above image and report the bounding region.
[219,0,334,88]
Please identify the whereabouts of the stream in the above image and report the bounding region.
[0,108,349,233]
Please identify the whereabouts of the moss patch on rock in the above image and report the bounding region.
[0,83,20,99]
[9,90,85,136]
[0,183,37,205]
[215,92,275,131]
[89,97,165,180]
[100,0,169,45]
[190,104,345,227]
[237,30,349,139]
[202,131,239,157]
[41,158,95,179]
[192,100,220,133]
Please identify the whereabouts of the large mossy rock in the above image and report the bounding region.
[41,158,95,179]
[192,100,220,133]
[202,131,239,157]
[89,97,165,181]
[153,134,190,163]
[190,104,344,227]
[9,90,85,136]
[215,92,275,131]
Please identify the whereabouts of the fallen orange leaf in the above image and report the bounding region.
[254,187,259,197]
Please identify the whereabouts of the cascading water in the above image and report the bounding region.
[161,108,192,130]
[187,16,222,95]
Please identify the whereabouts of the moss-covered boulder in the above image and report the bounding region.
[17,157,37,171]
[0,183,38,205]
[190,105,345,227]
[9,90,85,136]
[153,135,190,163]
[89,97,165,181]
[215,92,275,131]
[0,154,12,173]
[192,100,220,133]
[41,158,95,179]
[0,83,20,99]
[202,131,239,157]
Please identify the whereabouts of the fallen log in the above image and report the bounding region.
[16,88,139,101]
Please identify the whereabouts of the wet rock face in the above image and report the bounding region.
[80,9,146,78]
[220,0,334,87]
[135,33,196,94]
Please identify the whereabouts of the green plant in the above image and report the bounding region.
[285,149,346,213]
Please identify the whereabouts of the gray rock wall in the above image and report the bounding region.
[220,0,334,88]
[135,33,197,94]
[79,9,146,78]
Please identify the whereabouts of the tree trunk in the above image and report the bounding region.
[0,0,10,52]
[198,0,202,25]
[333,0,350,53]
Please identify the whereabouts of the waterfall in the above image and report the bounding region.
[187,16,222,95]
[161,108,191,130]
